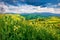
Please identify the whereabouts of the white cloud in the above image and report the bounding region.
[58,3,60,6]
[0,2,60,14]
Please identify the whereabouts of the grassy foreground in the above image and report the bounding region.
[0,14,60,40]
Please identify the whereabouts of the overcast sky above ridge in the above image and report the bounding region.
[0,0,60,14]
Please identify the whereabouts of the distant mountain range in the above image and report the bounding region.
[20,12,60,20]
[21,12,60,17]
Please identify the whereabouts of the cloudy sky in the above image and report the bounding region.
[0,0,60,14]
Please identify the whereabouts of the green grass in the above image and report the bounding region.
[0,14,60,40]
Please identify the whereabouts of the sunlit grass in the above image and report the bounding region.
[0,14,60,40]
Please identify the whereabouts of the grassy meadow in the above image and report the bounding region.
[0,14,60,40]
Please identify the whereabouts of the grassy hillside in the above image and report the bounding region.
[0,14,60,40]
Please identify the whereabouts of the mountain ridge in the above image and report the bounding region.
[21,12,60,16]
